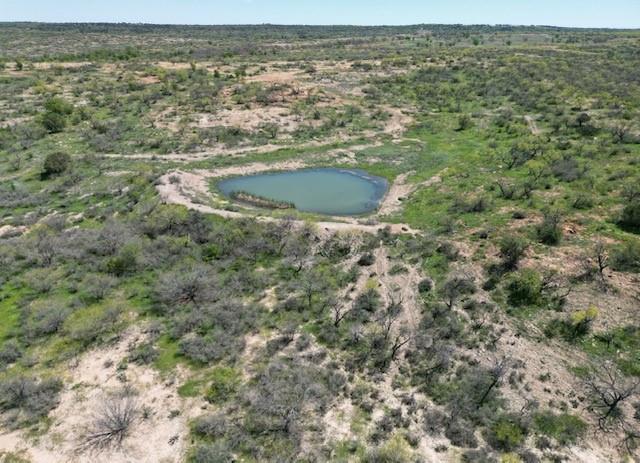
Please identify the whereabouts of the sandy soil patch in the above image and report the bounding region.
[383,107,414,138]
[104,171,133,177]
[324,142,383,164]
[137,75,161,85]
[0,328,202,463]
[99,63,120,74]
[195,106,301,132]
[0,224,27,239]
[246,70,302,84]
[323,399,355,444]
[0,117,32,128]
[154,61,194,71]
[32,62,94,70]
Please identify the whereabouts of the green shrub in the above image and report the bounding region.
[40,98,73,133]
[0,341,23,366]
[551,156,584,182]
[457,114,473,131]
[544,306,598,342]
[570,307,598,337]
[42,152,70,177]
[485,416,526,451]
[0,451,31,463]
[106,247,138,276]
[190,442,233,463]
[358,253,375,266]
[354,285,381,314]
[500,453,524,463]
[536,212,563,245]
[361,434,414,462]
[44,97,73,115]
[128,342,159,365]
[619,201,640,234]
[441,275,476,308]
[0,376,63,427]
[389,263,408,275]
[67,306,121,347]
[79,273,117,303]
[499,235,528,270]
[40,111,67,133]
[572,194,594,210]
[533,412,586,445]
[418,278,433,294]
[610,240,640,272]
[205,367,240,404]
[444,420,478,448]
[506,269,542,306]
[24,305,70,340]
[192,413,227,438]
[450,196,489,214]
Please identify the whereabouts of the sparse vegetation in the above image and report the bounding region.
[78,392,139,452]
[0,20,639,463]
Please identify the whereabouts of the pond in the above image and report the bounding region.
[218,168,388,216]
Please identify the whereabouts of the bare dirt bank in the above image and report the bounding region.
[156,162,422,235]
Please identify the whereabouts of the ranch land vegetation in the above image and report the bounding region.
[0,22,640,462]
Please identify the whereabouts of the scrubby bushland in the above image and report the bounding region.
[0,376,63,428]
[153,265,218,311]
[1,22,640,462]
[191,358,343,462]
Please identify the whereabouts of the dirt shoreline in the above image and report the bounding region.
[155,161,427,235]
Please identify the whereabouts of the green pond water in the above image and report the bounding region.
[218,168,388,216]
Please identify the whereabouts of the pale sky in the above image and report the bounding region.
[1,0,639,28]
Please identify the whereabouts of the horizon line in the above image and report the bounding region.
[1,21,638,31]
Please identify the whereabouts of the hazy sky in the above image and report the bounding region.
[1,0,639,28]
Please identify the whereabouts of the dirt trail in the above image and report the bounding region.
[524,115,541,135]
[348,247,428,457]
[348,246,422,339]
[372,247,421,332]
[101,134,373,163]
[378,170,444,216]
